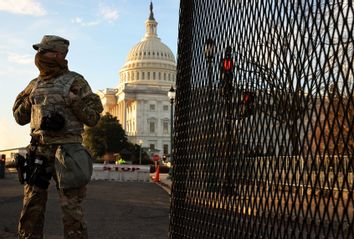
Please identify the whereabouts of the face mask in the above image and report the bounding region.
[35,52,68,80]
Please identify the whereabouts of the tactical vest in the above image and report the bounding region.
[30,71,84,144]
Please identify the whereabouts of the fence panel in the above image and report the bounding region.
[170,0,354,238]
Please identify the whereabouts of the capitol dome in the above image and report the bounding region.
[126,38,175,63]
[118,3,176,87]
[99,2,177,156]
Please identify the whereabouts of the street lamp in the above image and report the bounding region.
[138,140,143,165]
[203,38,216,62]
[167,86,176,176]
[204,38,216,190]
[203,38,216,131]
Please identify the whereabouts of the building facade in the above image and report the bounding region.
[0,147,27,169]
[98,3,176,157]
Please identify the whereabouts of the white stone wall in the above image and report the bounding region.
[132,93,172,154]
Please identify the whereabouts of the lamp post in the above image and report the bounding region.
[203,38,216,137]
[203,38,216,190]
[168,86,176,176]
[203,38,216,77]
[138,139,143,165]
[203,38,216,129]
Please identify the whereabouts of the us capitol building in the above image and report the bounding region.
[97,3,176,157]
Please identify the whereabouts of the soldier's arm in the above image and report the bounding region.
[12,79,36,125]
[70,77,103,127]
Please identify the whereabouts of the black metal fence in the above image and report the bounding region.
[170,0,353,238]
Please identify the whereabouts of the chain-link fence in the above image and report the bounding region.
[170,0,353,238]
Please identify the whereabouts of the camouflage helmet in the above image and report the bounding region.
[33,35,69,54]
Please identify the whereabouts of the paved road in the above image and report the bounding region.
[0,174,170,239]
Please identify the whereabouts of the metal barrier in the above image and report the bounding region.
[170,0,353,238]
[91,164,150,182]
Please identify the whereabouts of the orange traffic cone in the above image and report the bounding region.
[154,164,160,182]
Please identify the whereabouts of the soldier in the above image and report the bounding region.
[12,35,103,239]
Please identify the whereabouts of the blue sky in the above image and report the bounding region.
[0,0,180,150]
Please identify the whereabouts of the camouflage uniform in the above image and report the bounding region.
[13,35,103,239]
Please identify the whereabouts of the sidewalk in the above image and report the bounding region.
[151,173,172,195]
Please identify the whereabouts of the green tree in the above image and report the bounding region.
[83,113,128,158]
